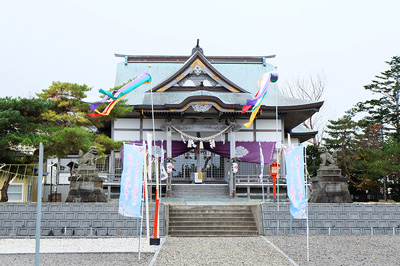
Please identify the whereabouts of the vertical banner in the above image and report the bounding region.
[147,133,153,181]
[119,143,143,217]
[160,140,168,181]
[259,142,264,182]
[283,146,307,219]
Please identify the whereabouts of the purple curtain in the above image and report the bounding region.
[203,141,275,164]
[122,140,275,164]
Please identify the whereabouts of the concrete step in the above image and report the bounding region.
[170,209,252,214]
[168,205,252,210]
[169,221,257,227]
[169,210,253,215]
[169,225,257,231]
[168,229,258,237]
[169,217,255,222]
[169,208,252,212]
[169,214,254,220]
[168,205,258,237]
[171,184,230,198]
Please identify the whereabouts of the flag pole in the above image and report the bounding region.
[304,146,310,262]
[154,154,160,239]
[138,142,147,260]
[149,64,160,244]
[288,134,292,236]
[144,142,150,248]
[274,66,280,234]
[35,142,44,266]
[138,186,144,260]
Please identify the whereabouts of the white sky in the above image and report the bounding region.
[1,0,399,122]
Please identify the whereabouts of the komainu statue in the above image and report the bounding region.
[78,146,98,166]
[66,146,107,202]
[318,146,337,166]
[309,145,352,203]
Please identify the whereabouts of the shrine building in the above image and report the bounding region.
[110,42,323,198]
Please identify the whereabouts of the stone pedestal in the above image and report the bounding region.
[66,165,107,203]
[309,166,352,203]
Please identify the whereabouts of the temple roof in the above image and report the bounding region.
[114,45,323,133]
[290,124,319,143]
[114,51,321,109]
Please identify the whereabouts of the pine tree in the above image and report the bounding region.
[356,56,400,141]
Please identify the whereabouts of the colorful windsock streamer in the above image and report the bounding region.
[243,71,278,128]
[89,72,152,117]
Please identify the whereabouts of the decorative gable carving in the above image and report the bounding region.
[152,52,247,93]
[177,73,219,87]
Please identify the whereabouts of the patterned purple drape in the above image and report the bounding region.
[122,140,276,164]
[203,141,275,164]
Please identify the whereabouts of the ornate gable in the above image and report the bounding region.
[152,51,248,93]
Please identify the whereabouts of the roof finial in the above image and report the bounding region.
[192,39,204,55]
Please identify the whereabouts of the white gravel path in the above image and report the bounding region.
[0,237,158,254]
[1,235,399,265]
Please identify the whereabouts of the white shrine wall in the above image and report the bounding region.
[113,118,166,142]
[112,117,297,146]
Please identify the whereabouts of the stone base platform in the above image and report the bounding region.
[309,166,352,203]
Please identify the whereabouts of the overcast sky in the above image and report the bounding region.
[1,0,399,123]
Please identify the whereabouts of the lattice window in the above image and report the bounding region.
[8,183,24,202]
[172,150,226,181]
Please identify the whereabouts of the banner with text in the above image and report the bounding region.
[119,143,143,217]
[283,146,307,219]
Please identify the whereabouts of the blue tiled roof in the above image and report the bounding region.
[114,58,318,107]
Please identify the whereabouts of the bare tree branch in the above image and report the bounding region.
[281,71,327,145]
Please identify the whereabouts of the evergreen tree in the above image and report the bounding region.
[0,82,131,201]
[356,56,400,141]
[305,144,320,178]
[37,81,131,157]
[324,113,366,191]
[0,97,52,163]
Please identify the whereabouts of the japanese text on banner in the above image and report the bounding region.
[283,146,307,219]
[119,143,143,217]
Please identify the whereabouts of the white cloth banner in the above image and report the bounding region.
[283,145,307,219]
[118,143,143,217]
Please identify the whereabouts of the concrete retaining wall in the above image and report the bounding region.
[2,202,399,237]
[0,203,164,237]
[262,203,400,235]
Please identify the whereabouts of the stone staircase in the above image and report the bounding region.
[168,205,258,236]
[171,184,230,198]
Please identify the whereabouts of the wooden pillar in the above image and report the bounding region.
[166,124,172,197]
[139,115,143,141]
[230,125,236,198]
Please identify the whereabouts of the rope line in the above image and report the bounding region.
[169,122,234,142]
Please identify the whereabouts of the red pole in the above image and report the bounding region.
[154,189,159,238]
[272,174,277,199]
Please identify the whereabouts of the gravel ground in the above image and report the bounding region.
[0,237,157,266]
[154,237,291,266]
[1,235,399,265]
[267,235,400,266]
[0,237,157,254]
[0,253,154,266]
